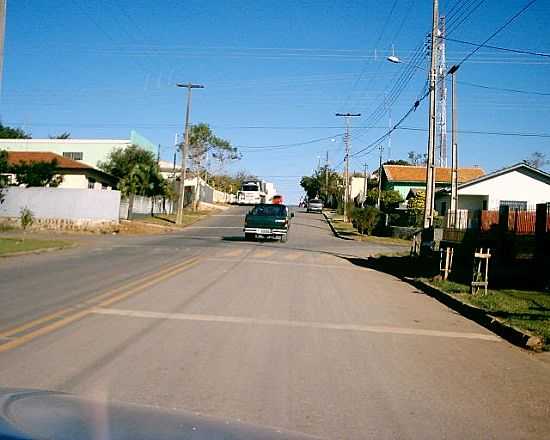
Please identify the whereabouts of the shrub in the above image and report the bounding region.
[351,206,382,235]
[433,215,446,228]
[20,207,34,231]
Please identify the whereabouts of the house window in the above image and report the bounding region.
[88,179,96,189]
[500,200,527,211]
[440,201,447,215]
[63,152,83,161]
[482,200,488,211]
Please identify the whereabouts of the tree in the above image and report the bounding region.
[0,150,8,204]
[365,188,403,212]
[186,123,238,209]
[0,123,31,139]
[49,132,71,139]
[11,159,63,187]
[407,190,425,226]
[98,144,157,179]
[384,159,410,166]
[187,123,238,171]
[234,171,257,187]
[300,167,343,208]
[524,152,549,169]
[300,175,321,200]
[407,151,427,166]
[99,145,167,217]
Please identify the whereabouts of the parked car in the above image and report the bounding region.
[244,203,293,242]
[307,198,323,213]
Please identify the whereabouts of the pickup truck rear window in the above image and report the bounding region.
[251,205,287,216]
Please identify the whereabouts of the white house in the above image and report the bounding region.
[435,163,550,215]
[6,151,117,190]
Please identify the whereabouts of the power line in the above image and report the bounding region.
[341,0,400,109]
[236,134,344,150]
[446,0,487,36]
[454,0,538,68]
[351,89,430,160]
[457,80,550,97]
[398,126,550,138]
[443,36,550,58]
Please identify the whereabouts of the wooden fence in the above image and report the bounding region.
[480,209,544,235]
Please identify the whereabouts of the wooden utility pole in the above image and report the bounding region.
[336,112,361,222]
[0,0,6,111]
[363,162,368,205]
[175,83,204,224]
[325,151,329,201]
[423,0,439,229]
[376,145,383,209]
[449,64,460,228]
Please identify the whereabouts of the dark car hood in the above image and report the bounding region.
[0,388,321,440]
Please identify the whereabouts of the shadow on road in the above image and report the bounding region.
[340,254,439,279]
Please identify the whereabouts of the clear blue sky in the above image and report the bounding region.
[3,0,550,203]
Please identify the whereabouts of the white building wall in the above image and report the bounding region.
[459,170,550,209]
[58,174,89,189]
[350,177,367,200]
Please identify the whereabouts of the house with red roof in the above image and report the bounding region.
[5,151,117,190]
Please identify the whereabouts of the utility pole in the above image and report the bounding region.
[172,133,178,179]
[449,64,460,228]
[175,83,204,224]
[336,112,361,222]
[363,162,368,206]
[435,15,448,167]
[376,145,383,209]
[157,144,161,164]
[423,0,439,229]
[325,151,329,201]
[0,0,6,114]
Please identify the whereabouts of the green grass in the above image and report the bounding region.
[0,237,72,256]
[431,279,550,350]
[137,210,215,228]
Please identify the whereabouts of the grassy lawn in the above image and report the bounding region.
[431,279,550,350]
[326,212,410,246]
[138,210,216,228]
[0,237,72,256]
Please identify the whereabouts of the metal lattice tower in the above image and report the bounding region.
[435,16,448,167]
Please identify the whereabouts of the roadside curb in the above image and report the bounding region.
[405,277,544,352]
[322,211,354,241]
[0,242,78,259]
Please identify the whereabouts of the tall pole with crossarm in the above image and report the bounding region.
[423,0,439,229]
[175,83,204,225]
[336,112,360,222]
[0,0,6,114]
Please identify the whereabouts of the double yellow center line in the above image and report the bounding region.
[0,256,201,353]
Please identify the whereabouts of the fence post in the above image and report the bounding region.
[498,205,509,233]
[535,203,550,289]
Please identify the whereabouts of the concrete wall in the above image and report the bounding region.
[120,195,175,219]
[0,187,121,222]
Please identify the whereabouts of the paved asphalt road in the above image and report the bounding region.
[1,207,549,439]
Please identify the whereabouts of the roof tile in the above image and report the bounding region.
[383,164,484,184]
[6,151,91,169]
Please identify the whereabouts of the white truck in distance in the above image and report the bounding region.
[236,180,276,205]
